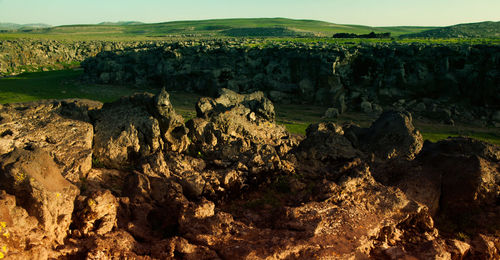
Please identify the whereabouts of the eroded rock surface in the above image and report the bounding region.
[0,146,79,245]
[346,110,424,160]
[92,89,189,169]
[0,91,498,259]
[0,99,98,182]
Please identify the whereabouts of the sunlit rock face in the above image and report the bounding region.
[0,90,498,259]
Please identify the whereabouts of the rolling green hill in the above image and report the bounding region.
[0,23,51,31]
[401,21,500,38]
[2,18,497,40]
[0,18,436,40]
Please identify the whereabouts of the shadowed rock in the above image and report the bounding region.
[346,110,423,160]
[187,88,297,168]
[0,93,497,259]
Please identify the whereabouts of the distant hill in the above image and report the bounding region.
[14,18,434,38]
[2,18,497,39]
[0,23,51,31]
[401,21,500,38]
[98,21,144,26]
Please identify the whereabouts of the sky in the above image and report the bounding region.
[0,0,499,27]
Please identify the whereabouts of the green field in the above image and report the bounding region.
[1,70,498,145]
[0,18,437,41]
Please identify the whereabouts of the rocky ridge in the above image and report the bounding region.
[1,39,499,126]
[80,41,500,126]
[0,89,498,259]
[0,40,164,76]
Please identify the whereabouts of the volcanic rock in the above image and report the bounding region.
[0,99,96,183]
[346,110,424,160]
[93,89,189,169]
[73,190,119,237]
[0,146,79,245]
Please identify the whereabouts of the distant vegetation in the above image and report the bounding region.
[332,32,391,39]
[222,27,313,37]
[0,18,436,40]
[98,21,144,26]
[402,21,500,38]
[1,19,498,40]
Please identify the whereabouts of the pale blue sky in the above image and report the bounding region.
[0,0,498,26]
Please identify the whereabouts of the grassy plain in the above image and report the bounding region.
[0,18,437,41]
[1,70,498,145]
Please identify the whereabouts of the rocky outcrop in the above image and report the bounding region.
[0,40,160,76]
[187,88,293,162]
[0,146,79,245]
[2,39,498,123]
[182,89,300,198]
[346,110,424,160]
[73,190,119,237]
[92,89,189,170]
[80,41,500,124]
[0,92,498,259]
[0,191,50,259]
[0,99,99,183]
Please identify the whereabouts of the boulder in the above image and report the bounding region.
[196,88,275,122]
[323,107,339,119]
[418,137,500,215]
[298,78,315,102]
[93,89,189,169]
[372,103,384,114]
[347,110,423,160]
[492,110,500,122]
[0,190,48,259]
[295,122,362,176]
[188,89,297,166]
[0,100,96,183]
[373,136,500,244]
[0,146,79,244]
[73,190,119,237]
[268,90,291,104]
[360,100,373,113]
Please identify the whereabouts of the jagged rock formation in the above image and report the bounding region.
[345,110,424,160]
[2,39,499,124]
[0,99,100,183]
[0,90,498,259]
[79,41,500,124]
[92,89,189,170]
[0,40,162,76]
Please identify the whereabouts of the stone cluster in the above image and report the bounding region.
[0,90,498,259]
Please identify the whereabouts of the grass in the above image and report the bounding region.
[0,70,140,103]
[0,69,498,145]
[419,127,500,145]
[0,18,437,41]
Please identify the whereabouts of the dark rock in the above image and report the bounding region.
[418,137,500,215]
[323,107,339,119]
[348,110,423,160]
[295,122,362,176]
[360,100,373,113]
